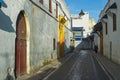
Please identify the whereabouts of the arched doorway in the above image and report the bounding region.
[15,11,29,77]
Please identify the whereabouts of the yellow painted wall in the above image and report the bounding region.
[58,15,67,57]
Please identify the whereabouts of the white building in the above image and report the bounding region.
[99,0,120,64]
[71,12,89,37]
[71,10,95,46]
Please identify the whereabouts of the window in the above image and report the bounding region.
[56,3,58,18]
[105,22,108,35]
[39,0,43,4]
[49,0,52,13]
[53,38,56,50]
[113,13,116,31]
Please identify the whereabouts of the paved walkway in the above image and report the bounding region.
[45,50,110,80]
[21,40,120,80]
[24,52,74,80]
[92,52,120,80]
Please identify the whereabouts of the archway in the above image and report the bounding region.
[15,11,30,77]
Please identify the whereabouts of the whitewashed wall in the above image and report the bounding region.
[100,0,120,64]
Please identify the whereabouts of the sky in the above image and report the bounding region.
[64,0,108,22]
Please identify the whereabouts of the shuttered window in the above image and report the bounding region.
[53,38,56,50]
[49,0,52,13]
[113,13,116,31]
[39,0,43,4]
[56,3,58,18]
[105,22,108,35]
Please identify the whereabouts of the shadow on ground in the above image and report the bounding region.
[27,37,93,80]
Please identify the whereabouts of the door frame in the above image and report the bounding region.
[15,10,30,77]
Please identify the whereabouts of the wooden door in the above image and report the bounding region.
[100,30,103,55]
[15,12,27,77]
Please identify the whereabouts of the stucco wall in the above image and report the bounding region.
[29,2,58,71]
[0,0,58,79]
[64,28,72,53]
[0,0,26,79]
[0,0,71,79]
[57,0,71,55]
[100,0,120,64]
[71,13,90,38]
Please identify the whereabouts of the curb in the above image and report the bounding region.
[92,53,115,80]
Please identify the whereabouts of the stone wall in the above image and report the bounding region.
[100,0,120,64]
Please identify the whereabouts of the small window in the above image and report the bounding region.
[105,22,108,35]
[39,0,43,4]
[49,0,52,13]
[113,13,116,31]
[56,3,58,18]
[53,38,56,50]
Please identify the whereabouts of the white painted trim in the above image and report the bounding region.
[24,13,30,74]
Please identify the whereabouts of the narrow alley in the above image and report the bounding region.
[26,39,111,80]
[43,40,109,80]
[1,0,120,80]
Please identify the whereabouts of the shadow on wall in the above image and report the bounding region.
[1,1,7,8]
[0,1,15,32]
[0,52,14,80]
[57,42,74,58]
[64,43,73,54]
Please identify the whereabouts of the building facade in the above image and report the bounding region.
[57,0,72,57]
[71,11,95,46]
[71,27,83,47]
[0,0,71,79]
[98,0,120,64]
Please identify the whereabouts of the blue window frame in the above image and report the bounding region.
[72,27,83,31]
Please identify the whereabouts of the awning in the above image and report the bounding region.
[93,22,103,31]
[109,3,117,9]
[102,14,108,19]
[72,27,83,31]
[101,14,108,22]
[74,35,83,38]
[106,3,117,12]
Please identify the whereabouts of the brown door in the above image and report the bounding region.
[15,12,27,77]
[100,30,103,55]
